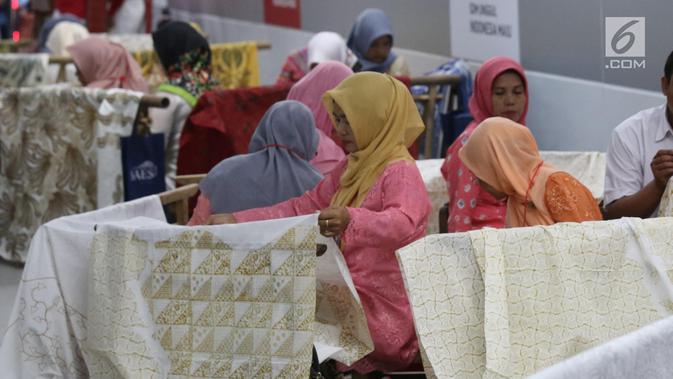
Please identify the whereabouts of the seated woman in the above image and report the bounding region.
[209,72,430,374]
[45,21,89,56]
[347,8,410,76]
[188,100,322,225]
[151,20,219,189]
[441,56,528,232]
[275,31,353,87]
[35,12,85,53]
[286,61,352,175]
[67,36,148,91]
[459,117,602,227]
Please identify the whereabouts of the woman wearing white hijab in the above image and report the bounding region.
[275,31,355,86]
[45,21,89,56]
[307,31,356,69]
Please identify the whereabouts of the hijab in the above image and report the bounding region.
[469,56,529,125]
[287,61,352,174]
[347,8,397,73]
[287,61,353,136]
[199,100,322,213]
[323,72,424,207]
[152,21,217,103]
[67,36,148,92]
[45,21,89,56]
[307,31,348,67]
[459,117,559,227]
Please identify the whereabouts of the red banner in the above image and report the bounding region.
[264,0,301,29]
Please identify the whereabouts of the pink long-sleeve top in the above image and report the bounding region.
[234,159,431,373]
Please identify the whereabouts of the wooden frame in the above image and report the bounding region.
[175,174,207,187]
[158,184,199,225]
[48,41,272,83]
[410,74,462,158]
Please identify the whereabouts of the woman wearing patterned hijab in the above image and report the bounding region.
[210,73,431,374]
[347,8,410,76]
[188,100,322,225]
[150,21,219,189]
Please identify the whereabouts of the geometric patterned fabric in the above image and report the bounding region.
[86,214,372,378]
[397,218,673,378]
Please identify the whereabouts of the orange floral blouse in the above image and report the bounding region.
[544,172,603,223]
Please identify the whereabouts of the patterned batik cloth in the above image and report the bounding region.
[0,53,50,87]
[397,218,673,378]
[85,214,371,378]
[0,87,142,262]
[529,314,673,379]
[0,195,167,378]
[131,41,260,91]
[657,178,673,217]
[0,207,372,377]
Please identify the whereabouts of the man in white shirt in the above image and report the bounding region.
[604,50,673,218]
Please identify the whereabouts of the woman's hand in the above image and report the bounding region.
[318,206,350,237]
[207,213,237,225]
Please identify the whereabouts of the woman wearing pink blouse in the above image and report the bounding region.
[209,72,430,374]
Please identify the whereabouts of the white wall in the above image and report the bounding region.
[170,9,665,153]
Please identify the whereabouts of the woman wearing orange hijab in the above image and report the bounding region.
[459,117,602,227]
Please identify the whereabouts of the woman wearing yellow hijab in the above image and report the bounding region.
[209,72,431,374]
[459,117,602,227]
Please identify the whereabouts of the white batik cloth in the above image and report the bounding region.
[1,205,372,378]
[397,218,673,379]
[529,314,673,379]
[0,53,49,87]
[0,87,141,263]
[0,195,165,378]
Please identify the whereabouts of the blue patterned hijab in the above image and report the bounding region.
[347,8,397,73]
[200,100,322,213]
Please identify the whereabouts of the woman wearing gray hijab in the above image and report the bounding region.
[347,8,410,76]
[188,100,323,225]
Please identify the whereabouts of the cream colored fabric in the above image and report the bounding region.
[0,209,372,377]
[0,87,142,263]
[416,159,446,234]
[657,178,673,217]
[539,151,606,200]
[85,214,372,378]
[530,314,673,379]
[397,218,673,378]
[0,196,166,378]
[0,53,49,87]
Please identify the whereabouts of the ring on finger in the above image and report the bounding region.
[326,219,329,228]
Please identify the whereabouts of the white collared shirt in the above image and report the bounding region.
[604,104,673,214]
